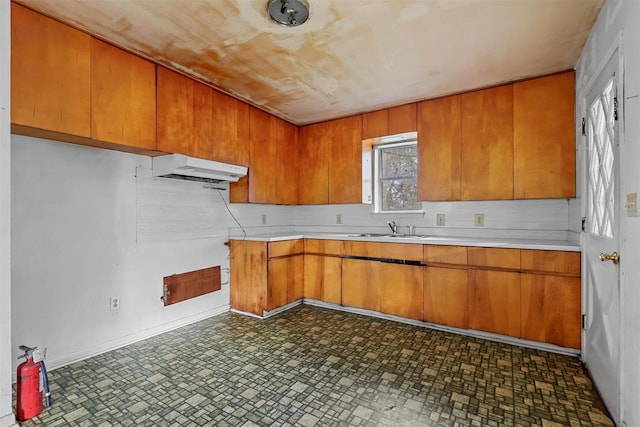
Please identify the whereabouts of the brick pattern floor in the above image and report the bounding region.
[17,305,614,426]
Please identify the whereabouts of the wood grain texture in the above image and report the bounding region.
[468,269,521,337]
[343,241,423,262]
[268,239,304,258]
[276,119,299,205]
[157,66,213,159]
[266,258,289,311]
[380,263,423,320]
[230,240,267,316]
[514,71,576,199]
[342,258,380,311]
[329,115,363,204]
[286,255,305,303]
[424,266,469,328]
[467,247,521,270]
[163,266,221,306]
[298,122,329,204]
[229,176,249,203]
[211,90,250,166]
[362,109,388,139]
[304,239,344,256]
[417,96,462,201]
[91,39,156,150]
[520,250,580,275]
[521,273,581,348]
[388,103,417,135]
[303,255,342,304]
[461,85,514,200]
[248,107,277,203]
[11,3,91,137]
[423,245,468,265]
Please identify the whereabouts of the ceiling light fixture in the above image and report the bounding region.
[267,0,310,27]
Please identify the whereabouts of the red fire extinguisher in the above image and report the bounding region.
[16,345,45,421]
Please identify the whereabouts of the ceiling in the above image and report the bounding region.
[16,0,604,125]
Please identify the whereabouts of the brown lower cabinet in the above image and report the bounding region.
[424,266,469,329]
[303,255,342,304]
[230,239,303,316]
[468,269,521,338]
[231,239,581,349]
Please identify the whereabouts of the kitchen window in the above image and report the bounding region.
[363,131,420,212]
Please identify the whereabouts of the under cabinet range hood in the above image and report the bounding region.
[152,154,247,184]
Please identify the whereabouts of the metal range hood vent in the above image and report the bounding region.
[152,154,247,184]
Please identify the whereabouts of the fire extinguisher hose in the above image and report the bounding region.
[39,361,51,407]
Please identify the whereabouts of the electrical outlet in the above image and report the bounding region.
[336,214,342,224]
[474,213,485,227]
[261,214,267,225]
[626,192,639,217]
[110,297,120,311]
[436,213,445,226]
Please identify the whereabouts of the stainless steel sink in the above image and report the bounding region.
[347,233,429,239]
[347,233,389,237]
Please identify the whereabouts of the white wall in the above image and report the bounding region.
[10,136,294,373]
[0,0,16,425]
[575,0,640,425]
[295,199,574,241]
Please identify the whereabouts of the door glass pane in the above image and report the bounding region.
[587,79,615,238]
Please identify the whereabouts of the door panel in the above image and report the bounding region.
[583,57,620,422]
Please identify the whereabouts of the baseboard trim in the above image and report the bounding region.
[303,299,580,357]
[39,305,230,376]
[0,413,18,427]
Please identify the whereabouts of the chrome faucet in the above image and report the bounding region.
[387,220,398,234]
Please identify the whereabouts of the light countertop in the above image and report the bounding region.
[229,232,581,252]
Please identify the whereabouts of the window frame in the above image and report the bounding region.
[372,138,421,214]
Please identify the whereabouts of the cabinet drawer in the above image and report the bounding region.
[268,239,304,258]
[423,245,467,265]
[304,239,343,256]
[520,250,580,275]
[344,241,422,261]
[468,247,520,269]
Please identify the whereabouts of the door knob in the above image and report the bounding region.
[599,251,619,265]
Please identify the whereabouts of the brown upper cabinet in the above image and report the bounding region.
[11,3,91,137]
[248,107,278,203]
[276,119,299,205]
[157,67,213,160]
[362,104,417,139]
[418,71,575,201]
[514,71,576,199]
[460,85,514,200]
[210,90,250,167]
[417,95,462,201]
[91,39,156,150]
[298,115,362,205]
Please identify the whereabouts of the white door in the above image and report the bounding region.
[583,56,621,423]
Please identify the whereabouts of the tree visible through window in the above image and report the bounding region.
[375,141,420,211]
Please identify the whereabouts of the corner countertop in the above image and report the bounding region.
[229,232,581,252]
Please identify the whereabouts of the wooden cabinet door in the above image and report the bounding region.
[514,71,575,199]
[248,107,277,203]
[266,258,289,311]
[380,263,423,321]
[11,3,91,137]
[362,109,389,139]
[298,122,329,204]
[342,258,380,311]
[521,274,581,349]
[461,85,513,200]
[424,266,469,329]
[91,39,156,150]
[417,96,461,201]
[211,91,250,166]
[286,255,305,303]
[157,67,212,159]
[303,255,342,304]
[468,269,521,337]
[276,119,299,205]
[230,240,267,316]
[329,115,362,204]
[388,103,417,135]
